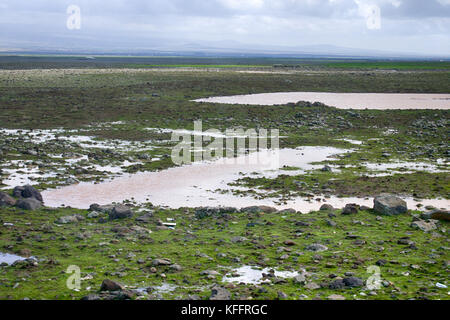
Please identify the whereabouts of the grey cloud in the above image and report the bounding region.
[0,0,449,56]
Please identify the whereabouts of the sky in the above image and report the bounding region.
[0,0,449,57]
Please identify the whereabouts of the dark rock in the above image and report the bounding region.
[373,195,407,216]
[100,279,124,292]
[15,198,42,211]
[320,204,334,211]
[109,205,133,220]
[329,279,345,290]
[422,209,450,222]
[135,212,154,223]
[326,220,337,227]
[343,277,364,287]
[342,203,359,215]
[13,185,43,202]
[376,259,387,266]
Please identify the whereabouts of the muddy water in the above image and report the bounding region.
[194,92,450,110]
[42,147,449,211]
[42,147,346,209]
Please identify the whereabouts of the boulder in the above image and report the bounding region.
[15,198,42,211]
[320,204,334,211]
[13,185,43,202]
[108,205,133,220]
[100,279,124,292]
[0,192,16,207]
[373,195,407,216]
[343,277,364,288]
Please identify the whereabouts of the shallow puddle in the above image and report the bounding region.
[42,146,449,211]
[42,147,347,209]
[194,92,450,110]
[0,252,27,265]
[223,266,299,285]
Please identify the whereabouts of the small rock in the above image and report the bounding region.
[210,285,231,300]
[342,203,359,215]
[320,204,334,211]
[410,220,439,232]
[0,192,16,207]
[100,279,123,292]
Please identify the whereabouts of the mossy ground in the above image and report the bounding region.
[0,205,448,300]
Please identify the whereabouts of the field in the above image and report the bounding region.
[0,56,448,300]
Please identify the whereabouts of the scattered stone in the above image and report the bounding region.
[304,282,320,290]
[326,220,337,227]
[55,214,84,224]
[0,192,16,207]
[343,277,364,288]
[210,285,231,300]
[411,219,439,232]
[342,203,359,215]
[135,212,154,223]
[422,209,450,222]
[283,240,296,246]
[100,279,124,292]
[152,258,172,266]
[320,204,334,211]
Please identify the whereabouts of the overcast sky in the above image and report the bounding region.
[1,0,449,56]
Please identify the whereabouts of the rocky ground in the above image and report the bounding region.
[0,186,448,300]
